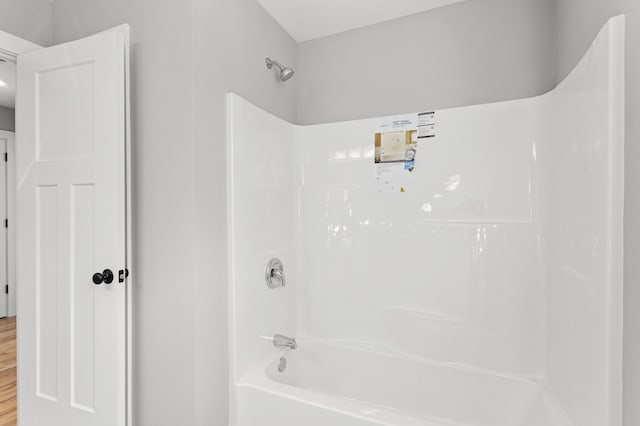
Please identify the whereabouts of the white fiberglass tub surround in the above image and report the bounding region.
[227,16,624,426]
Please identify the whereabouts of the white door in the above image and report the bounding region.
[16,27,129,426]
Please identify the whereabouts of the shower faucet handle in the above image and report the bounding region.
[265,258,286,289]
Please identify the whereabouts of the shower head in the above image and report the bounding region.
[266,57,295,82]
[280,67,295,82]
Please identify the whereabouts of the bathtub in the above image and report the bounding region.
[232,340,568,426]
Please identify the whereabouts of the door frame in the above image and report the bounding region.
[0,129,15,317]
[0,31,41,62]
[0,31,40,320]
[0,28,133,425]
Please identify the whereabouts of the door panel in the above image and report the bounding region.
[70,183,96,411]
[37,62,95,162]
[17,28,128,426]
[35,185,58,401]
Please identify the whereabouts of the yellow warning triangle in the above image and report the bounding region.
[400,187,405,193]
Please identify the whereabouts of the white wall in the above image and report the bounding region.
[296,0,556,124]
[553,3,640,425]
[226,93,299,392]
[51,0,298,424]
[297,98,546,375]
[0,106,14,131]
[539,17,624,425]
[0,0,52,46]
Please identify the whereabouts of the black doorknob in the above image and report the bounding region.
[93,269,114,285]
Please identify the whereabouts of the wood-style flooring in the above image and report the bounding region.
[0,317,16,426]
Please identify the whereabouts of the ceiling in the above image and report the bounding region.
[256,0,466,42]
[0,59,16,109]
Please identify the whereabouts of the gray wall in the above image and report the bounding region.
[191,0,297,424]
[297,0,556,124]
[51,0,297,425]
[554,2,640,425]
[0,0,52,46]
[0,106,14,131]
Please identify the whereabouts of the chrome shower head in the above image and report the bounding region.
[266,57,295,82]
[279,67,295,82]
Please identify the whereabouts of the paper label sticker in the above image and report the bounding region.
[417,111,436,139]
[374,111,435,192]
[375,163,407,193]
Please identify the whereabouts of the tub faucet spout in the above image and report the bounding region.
[273,334,297,350]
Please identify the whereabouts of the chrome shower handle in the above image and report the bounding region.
[265,258,286,289]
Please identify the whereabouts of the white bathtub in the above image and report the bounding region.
[232,340,567,426]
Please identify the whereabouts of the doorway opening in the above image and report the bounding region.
[0,42,17,425]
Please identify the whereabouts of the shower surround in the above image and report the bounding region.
[227,16,624,426]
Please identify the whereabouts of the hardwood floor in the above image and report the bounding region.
[0,317,16,426]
